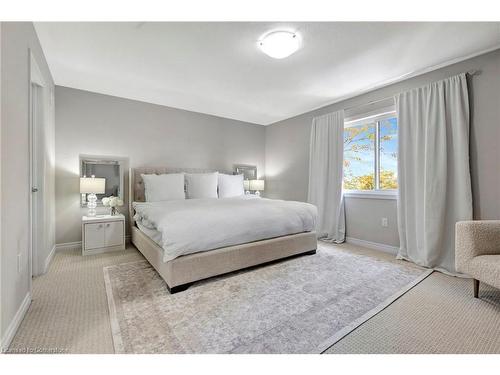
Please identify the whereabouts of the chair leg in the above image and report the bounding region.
[473,279,479,298]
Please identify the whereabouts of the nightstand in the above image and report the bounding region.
[81,214,125,256]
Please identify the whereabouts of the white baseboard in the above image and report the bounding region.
[43,244,56,274]
[1,293,32,352]
[55,241,82,252]
[56,235,131,252]
[345,237,399,255]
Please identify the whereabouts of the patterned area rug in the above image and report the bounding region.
[103,244,431,353]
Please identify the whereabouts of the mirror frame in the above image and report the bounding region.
[234,164,257,180]
[80,156,125,207]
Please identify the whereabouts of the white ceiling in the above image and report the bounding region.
[34,22,500,125]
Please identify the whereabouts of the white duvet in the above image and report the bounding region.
[133,195,317,262]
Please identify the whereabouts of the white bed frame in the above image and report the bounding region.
[129,167,317,293]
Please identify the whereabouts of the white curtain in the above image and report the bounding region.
[395,73,472,273]
[308,110,345,243]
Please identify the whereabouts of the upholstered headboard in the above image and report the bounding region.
[129,167,233,229]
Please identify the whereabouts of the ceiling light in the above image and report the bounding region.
[258,31,300,59]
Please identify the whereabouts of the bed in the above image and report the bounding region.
[129,167,318,293]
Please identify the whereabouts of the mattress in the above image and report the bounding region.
[133,195,317,262]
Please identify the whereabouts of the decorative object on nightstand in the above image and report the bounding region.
[81,214,125,256]
[102,196,124,216]
[249,179,265,196]
[80,176,106,217]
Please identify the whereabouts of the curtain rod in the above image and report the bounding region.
[342,70,481,113]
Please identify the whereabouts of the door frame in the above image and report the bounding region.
[28,50,45,286]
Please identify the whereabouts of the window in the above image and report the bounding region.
[343,112,398,194]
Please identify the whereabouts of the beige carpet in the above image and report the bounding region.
[325,270,500,354]
[8,247,143,354]
[8,243,500,354]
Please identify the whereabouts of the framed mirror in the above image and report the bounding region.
[234,164,257,180]
[80,156,124,207]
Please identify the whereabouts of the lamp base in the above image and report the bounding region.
[87,193,97,217]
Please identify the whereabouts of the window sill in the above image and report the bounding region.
[343,190,397,200]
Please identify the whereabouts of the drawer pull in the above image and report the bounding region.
[106,223,110,227]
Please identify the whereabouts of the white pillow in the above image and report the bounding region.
[185,172,218,199]
[218,174,244,198]
[141,173,185,202]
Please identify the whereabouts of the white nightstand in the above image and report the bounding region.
[81,214,125,256]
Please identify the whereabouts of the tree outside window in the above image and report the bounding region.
[343,114,398,191]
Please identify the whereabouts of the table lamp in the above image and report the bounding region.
[249,179,265,196]
[80,175,105,217]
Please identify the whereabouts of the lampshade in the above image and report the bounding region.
[80,177,105,194]
[249,179,265,191]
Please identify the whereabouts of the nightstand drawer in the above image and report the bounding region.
[84,223,106,250]
[104,221,124,247]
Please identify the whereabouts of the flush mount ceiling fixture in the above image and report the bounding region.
[258,30,301,59]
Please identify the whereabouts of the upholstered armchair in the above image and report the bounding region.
[456,221,500,298]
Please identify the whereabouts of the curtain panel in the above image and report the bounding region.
[395,73,472,273]
[308,110,346,243]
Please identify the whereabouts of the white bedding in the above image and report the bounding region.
[133,195,317,262]
[136,221,162,246]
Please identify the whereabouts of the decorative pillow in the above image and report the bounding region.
[218,174,244,198]
[185,172,218,199]
[141,173,185,202]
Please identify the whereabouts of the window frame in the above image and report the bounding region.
[343,110,398,199]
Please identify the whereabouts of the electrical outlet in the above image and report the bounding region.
[381,217,388,227]
[17,253,22,273]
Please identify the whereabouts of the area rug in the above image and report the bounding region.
[103,244,432,353]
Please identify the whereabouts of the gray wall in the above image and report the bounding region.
[55,86,266,244]
[1,22,55,344]
[265,49,500,247]
[0,21,3,341]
